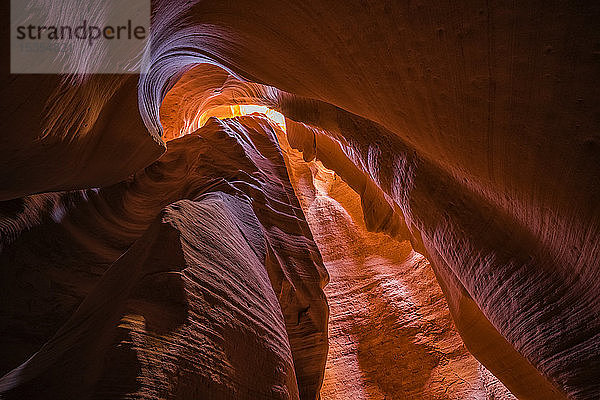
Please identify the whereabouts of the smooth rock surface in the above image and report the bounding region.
[0,117,328,399]
[278,132,516,400]
[0,1,598,398]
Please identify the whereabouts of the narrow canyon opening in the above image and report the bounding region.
[153,63,518,399]
[1,2,598,400]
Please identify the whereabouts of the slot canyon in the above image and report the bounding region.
[0,1,598,399]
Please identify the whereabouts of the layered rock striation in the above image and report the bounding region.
[0,117,328,399]
[0,1,598,399]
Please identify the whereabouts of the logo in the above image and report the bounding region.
[11,0,150,74]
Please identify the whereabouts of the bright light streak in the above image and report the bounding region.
[175,104,286,140]
[230,104,286,132]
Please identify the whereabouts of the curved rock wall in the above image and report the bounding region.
[158,58,599,396]
[279,133,517,400]
[0,1,598,399]
[0,117,328,399]
[278,107,597,399]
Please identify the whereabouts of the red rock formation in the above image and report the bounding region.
[279,134,517,400]
[0,118,327,399]
[156,59,599,398]
[1,1,599,399]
